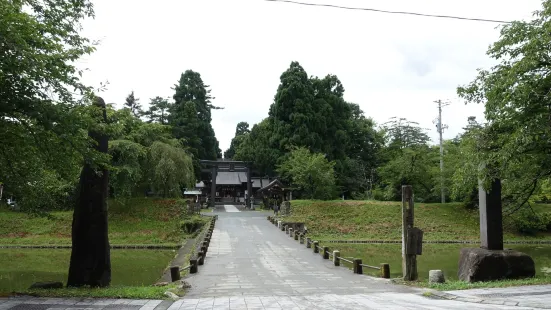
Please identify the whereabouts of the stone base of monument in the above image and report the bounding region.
[458,247,535,282]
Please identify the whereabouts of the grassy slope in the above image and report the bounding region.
[0,198,193,245]
[284,200,551,241]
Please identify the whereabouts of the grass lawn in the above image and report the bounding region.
[414,276,551,291]
[0,198,204,246]
[0,248,176,293]
[18,284,184,299]
[283,200,551,241]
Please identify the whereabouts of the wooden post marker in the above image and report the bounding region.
[353,259,363,274]
[313,241,319,253]
[289,228,293,237]
[299,233,304,244]
[333,250,340,266]
[381,263,390,278]
[294,232,299,241]
[402,185,422,281]
[306,237,312,248]
[322,246,329,259]
[170,266,180,281]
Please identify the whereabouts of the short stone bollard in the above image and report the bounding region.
[170,266,180,282]
[381,263,390,278]
[277,220,281,229]
[429,270,445,283]
[353,259,363,274]
[198,251,204,265]
[322,246,329,259]
[289,228,293,237]
[201,246,207,257]
[299,234,304,244]
[306,237,312,248]
[294,232,299,241]
[281,224,285,232]
[333,250,340,266]
[313,241,319,253]
[190,258,198,274]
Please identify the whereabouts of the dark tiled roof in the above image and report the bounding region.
[216,171,248,185]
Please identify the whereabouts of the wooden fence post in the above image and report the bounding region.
[353,259,363,274]
[306,237,312,248]
[170,266,180,281]
[198,251,204,265]
[402,185,419,281]
[189,258,198,274]
[381,263,390,279]
[333,250,340,266]
[322,246,329,259]
[313,241,319,253]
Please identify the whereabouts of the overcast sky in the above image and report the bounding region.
[78,0,542,152]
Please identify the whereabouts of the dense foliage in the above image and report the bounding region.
[0,1,221,210]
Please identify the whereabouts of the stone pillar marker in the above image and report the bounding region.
[458,171,535,282]
[479,178,503,250]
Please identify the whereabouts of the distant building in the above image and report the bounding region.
[200,159,273,206]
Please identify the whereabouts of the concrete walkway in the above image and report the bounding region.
[1,206,550,309]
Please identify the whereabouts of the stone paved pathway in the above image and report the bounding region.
[1,206,550,309]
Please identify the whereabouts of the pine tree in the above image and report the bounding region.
[124,91,143,117]
[144,96,170,124]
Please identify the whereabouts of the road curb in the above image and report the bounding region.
[428,290,551,308]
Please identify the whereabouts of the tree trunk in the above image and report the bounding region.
[67,97,111,287]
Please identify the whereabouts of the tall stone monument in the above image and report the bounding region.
[458,176,535,282]
[67,97,111,287]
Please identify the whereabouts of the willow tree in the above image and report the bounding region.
[149,141,195,197]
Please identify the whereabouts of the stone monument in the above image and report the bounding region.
[458,177,535,282]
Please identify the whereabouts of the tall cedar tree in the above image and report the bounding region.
[171,70,221,178]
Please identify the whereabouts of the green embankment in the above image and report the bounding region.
[284,200,551,241]
[0,198,203,246]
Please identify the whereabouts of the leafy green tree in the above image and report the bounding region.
[0,0,100,211]
[144,97,171,124]
[278,147,336,200]
[124,91,143,117]
[108,140,146,198]
[377,118,437,201]
[234,119,280,176]
[224,122,250,159]
[458,1,551,211]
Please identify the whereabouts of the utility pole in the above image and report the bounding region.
[434,100,450,204]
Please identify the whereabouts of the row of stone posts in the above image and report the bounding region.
[267,215,391,279]
[170,215,217,282]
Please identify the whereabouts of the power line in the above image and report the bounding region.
[263,0,514,24]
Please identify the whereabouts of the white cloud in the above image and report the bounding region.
[78,0,542,151]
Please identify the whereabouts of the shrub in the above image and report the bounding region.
[509,208,551,235]
[180,216,206,234]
